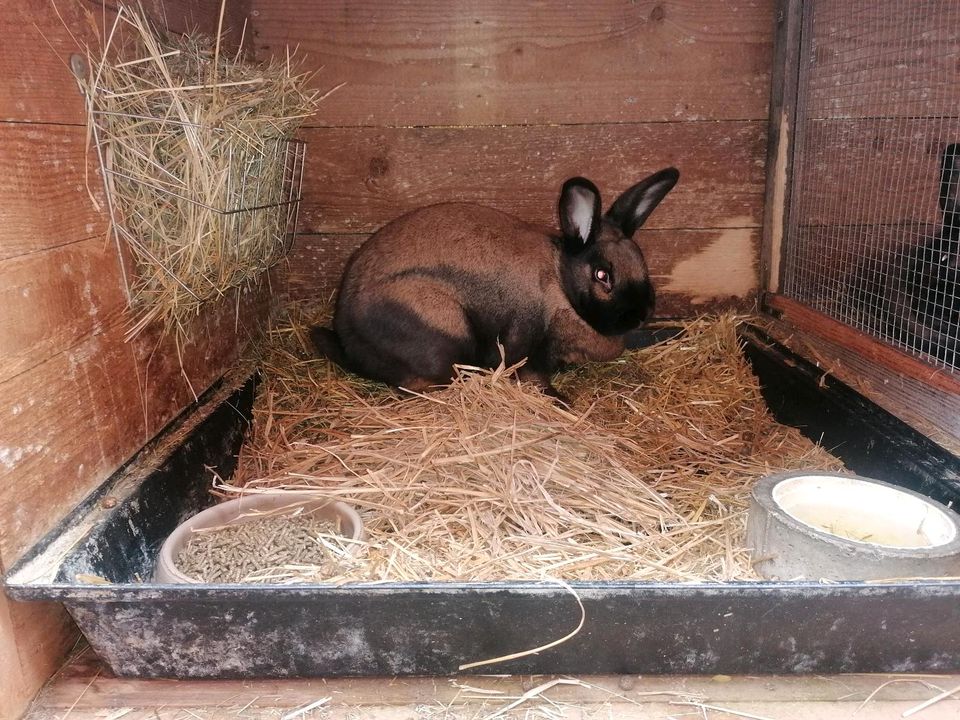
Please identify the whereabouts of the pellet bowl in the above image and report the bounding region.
[154,492,365,583]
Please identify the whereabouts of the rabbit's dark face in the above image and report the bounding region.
[561,222,655,335]
[557,170,678,335]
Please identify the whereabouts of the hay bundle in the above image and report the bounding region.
[82,4,322,336]
[216,309,844,584]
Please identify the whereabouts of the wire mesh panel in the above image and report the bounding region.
[782,0,960,371]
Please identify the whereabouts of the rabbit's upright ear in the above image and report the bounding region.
[559,177,602,252]
[940,144,959,221]
[606,168,679,238]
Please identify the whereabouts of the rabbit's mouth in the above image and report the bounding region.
[580,281,655,336]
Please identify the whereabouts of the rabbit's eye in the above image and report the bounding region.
[593,268,613,290]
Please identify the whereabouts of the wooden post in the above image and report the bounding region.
[760,0,804,295]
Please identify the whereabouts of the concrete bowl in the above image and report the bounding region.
[747,471,960,581]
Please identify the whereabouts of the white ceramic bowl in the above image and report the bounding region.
[154,492,364,584]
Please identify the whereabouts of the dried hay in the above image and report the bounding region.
[217,306,844,583]
[80,3,323,337]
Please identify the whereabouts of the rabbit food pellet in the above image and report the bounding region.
[175,514,343,583]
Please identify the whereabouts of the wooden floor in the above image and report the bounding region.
[23,650,960,720]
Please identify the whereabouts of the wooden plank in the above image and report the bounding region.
[804,0,960,120]
[760,0,803,295]
[297,122,768,234]
[22,701,960,720]
[792,118,948,227]
[759,312,960,453]
[287,228,760,318]
[284,233,360,305]
[0,588,21,720]
[0,4,261,715]
[0,595,77,720]
[33,656,960,711]
[0,235,126,384]
[646,227,759,315]
[0,279,272,566]
[0,322,145,564]
[1,0,253,124]
[129,280,273,438]
[765,293,960,397]
[252,0,774,126]
[0,123,106,261]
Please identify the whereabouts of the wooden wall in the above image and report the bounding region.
[0,2,269,717]
[251,0,776,316]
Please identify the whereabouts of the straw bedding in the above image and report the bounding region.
[217,306,844,584]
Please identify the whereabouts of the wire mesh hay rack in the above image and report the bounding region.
[79,5,317,338]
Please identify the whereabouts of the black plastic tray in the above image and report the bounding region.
[5,327,960,678]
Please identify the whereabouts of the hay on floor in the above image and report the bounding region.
[215,307,844,584]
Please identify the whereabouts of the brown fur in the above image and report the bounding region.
[316,170,679,396]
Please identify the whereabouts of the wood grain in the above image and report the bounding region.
[287,228,760,318]
[804,0,960,120]
[129,279,273,438]
[0,280,271,565]
[0,596,77,720]
[24,701,960,720]
[1,0,253,124]
[0,589,20,720]
[0,2,265,716]
[31,655,960,718]
[297,122,768,234]
[760,312,960,453]
[0,235,125,384]
[0,123,106,261]
[0,321,144,563]
[760,0,803,295]
[251,0,774,126]
[765,293,960,396]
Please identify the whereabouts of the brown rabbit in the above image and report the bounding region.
[311,169,679,397]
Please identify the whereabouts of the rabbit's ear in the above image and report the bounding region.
[559,177,602,251]
[606,168,679,238]
[940,144,959,219]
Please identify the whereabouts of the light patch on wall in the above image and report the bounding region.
[660,228,757,305]
[0,444,44,470]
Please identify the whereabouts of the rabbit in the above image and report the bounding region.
[886,143,960,363]
[310,168,680,398]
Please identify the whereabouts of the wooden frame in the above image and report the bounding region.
[765,294,960,397]
[760,0,804,295]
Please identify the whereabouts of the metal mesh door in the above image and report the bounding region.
[781,0,960,371]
